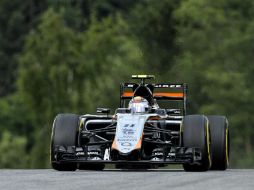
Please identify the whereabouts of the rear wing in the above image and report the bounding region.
[120,83,188,114]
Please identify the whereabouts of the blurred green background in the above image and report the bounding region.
[0,0,253,168]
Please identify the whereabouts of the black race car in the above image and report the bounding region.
[51,75,229,171]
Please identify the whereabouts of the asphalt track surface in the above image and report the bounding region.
[0,169,253,190]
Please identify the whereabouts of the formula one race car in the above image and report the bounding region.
[50,75,229,171]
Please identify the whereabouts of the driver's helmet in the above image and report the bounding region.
[128,96,149,113]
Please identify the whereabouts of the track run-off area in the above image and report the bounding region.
[0,169,253,190]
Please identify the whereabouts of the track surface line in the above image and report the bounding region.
[0,169,253,190]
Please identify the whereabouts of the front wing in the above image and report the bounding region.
[52,145,202,165]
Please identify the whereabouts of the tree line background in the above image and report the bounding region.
[0,0,253,168]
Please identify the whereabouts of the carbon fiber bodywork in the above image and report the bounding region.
[52,113,202,166]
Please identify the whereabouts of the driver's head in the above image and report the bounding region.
[128,96,149,113]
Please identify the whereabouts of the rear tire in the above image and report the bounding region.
[51,114,79,171]
[207,115,229,170]
[182,115,211,171]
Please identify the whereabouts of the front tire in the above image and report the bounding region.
[207,115,229,170]
[182,115,211,171]
[51,114,79,171]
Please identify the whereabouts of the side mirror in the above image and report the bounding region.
[166,109,181,115]
[97,108,110,115]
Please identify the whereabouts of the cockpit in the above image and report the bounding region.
[128,96,149,113]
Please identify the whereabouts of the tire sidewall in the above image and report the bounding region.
[50,114,80,171]
[182,115,211,171]
[207,115,229,170]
